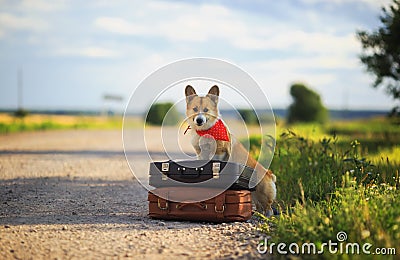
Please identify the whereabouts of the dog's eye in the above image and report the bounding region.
[193,107,198,112]
[203,108,209,112]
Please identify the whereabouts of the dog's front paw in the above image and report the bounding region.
[264,208,274,217]
[198,136,217,160]
[255,207,274,218]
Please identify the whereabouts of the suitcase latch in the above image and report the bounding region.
[212,162,220,179]
[161,163,169,180]
[157,199,168,210]
[161,163,169,171]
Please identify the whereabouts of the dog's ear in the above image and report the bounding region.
[185,85,197,96]
[185,85,197,102]
[207,85,219,104]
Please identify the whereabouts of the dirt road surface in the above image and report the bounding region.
[0,129,267,259]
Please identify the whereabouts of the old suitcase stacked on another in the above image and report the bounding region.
[148,160,255,222]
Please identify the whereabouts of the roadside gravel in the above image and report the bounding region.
[0,130,269,259]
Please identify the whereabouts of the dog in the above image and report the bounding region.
[184,85,276,216]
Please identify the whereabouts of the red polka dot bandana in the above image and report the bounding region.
[196,119,230,142]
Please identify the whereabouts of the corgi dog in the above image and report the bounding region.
[185,85,277,216]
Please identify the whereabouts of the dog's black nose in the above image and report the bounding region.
[196,117,204,125]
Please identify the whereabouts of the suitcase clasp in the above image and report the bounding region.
[214,205,225,213]
[212,162,220,179]
[161,163,169,180]
[161,163,169,171]
[157,199,168,210]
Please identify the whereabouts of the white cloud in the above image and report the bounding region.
[94,17,148,35]
[94,2,359,57]
[18,0,67,12]
[81,47,120,58]
[94,3,245,43]
[0,12,49,35]
[361,0,392,8]
[232,30,359,55]
[300,0,392,9]
[53,46,120,58]
[246,54,358,72]
[0,0,66,12]
[90,0,364,108]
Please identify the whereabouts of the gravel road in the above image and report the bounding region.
[0,129,269,259]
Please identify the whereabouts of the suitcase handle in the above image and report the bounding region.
[175,202,207,210]
[177,167,203,178]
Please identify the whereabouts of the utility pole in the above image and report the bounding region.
[17,67,23,110]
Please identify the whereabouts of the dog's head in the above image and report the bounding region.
[185,85,219,130]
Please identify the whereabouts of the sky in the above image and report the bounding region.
[0,0,397,112]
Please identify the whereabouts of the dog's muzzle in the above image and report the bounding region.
[194,114,206,126]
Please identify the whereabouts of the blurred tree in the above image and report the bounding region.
[287,83,328,124]
[357,0,400,116]
[145,102,180,125]
[14,108,29,118]
[238,109,260,125]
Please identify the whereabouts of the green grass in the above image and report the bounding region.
[0,120,82,133]
[252,118,400,259]
[0,114,142,134]
[263,177,399,259]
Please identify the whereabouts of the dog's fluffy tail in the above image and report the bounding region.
[266,169,276,183]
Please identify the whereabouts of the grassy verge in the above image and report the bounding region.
[0,113,142,134]
[252,118,400,259]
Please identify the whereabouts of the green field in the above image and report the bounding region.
[0,113,141,133]
[250,117,399,259]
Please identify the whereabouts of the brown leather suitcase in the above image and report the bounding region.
[148,187,252,223]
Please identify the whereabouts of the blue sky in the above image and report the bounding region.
[0,0,396,112]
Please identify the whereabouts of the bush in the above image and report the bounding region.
[145,102,180,126]
[238,109,260,125]
[287,83,328,124]
[14,108,29,118]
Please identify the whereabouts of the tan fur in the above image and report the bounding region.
[185,85,277,216]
